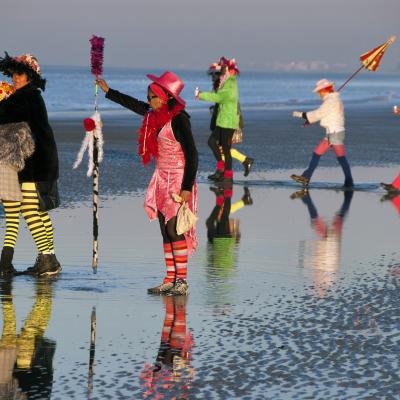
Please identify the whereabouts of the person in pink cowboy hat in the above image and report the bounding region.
[97,72,198,296]
[291,79,354,188]
[380,105,400,194]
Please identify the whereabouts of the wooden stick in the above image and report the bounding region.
[92,83,99,272]
[92,133,99,271]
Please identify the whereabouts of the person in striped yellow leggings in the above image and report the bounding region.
[1,184,59,277]
[19,183,60,276]
[0,53,61,276]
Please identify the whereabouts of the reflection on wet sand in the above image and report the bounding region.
[0,278,55,399]
[205,186,253,309]
[141,296,194,399]
[87,306,96,399]
[292,189,353,298]
[381,192,400,215]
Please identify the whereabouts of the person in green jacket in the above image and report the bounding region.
[206,61,254,181]
[196,57,240,182]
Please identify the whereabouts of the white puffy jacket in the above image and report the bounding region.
[306,92,345,134]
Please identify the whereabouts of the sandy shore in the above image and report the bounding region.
[1,175,400,399]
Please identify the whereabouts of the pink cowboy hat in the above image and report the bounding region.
[313,79,335,93]
[146,71,186,106]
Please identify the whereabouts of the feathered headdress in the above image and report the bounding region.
[219,57,240,75]
[0,52,46,90]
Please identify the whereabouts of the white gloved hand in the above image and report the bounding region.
[292,111,303,118]
[194,87,200,99]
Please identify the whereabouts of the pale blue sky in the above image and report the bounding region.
[2,0,399,71]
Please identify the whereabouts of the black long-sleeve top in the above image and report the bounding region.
[106,88,198,191]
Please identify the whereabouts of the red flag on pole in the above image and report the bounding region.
[337,35,396,91]
[360,35,397,71]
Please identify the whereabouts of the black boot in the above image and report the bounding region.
[242,157,254,177]
[208,170,224,181]
[20,254,41,275]
[35,254,62,277]
[0,247,16,277]
[380,182,399,193]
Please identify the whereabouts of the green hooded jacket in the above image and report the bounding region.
[199,75,239,129]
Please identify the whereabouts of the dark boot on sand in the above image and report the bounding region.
[166,279,189,296]
[0,247,16,277]
[242,157,254,177]
[34,254,61,277]
[291,174,310,187]
[208,170,224,181]
[381,183,399,193]
[148,281,174,294]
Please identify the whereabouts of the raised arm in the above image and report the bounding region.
[198,83,235,104]
[97,78,150,116]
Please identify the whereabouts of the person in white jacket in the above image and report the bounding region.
[291,79,354,188]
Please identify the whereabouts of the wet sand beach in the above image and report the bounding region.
[1,108,400,399]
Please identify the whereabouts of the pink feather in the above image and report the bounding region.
[90,35,105,77]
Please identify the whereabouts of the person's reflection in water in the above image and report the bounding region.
[0,278,56,399]
[381,195,400,277]
[206,186,253,310]
[140,296,194,399]
[381,192,400,216]
[0,279,17,398]
[292,189,353,298]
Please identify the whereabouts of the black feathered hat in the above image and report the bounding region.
[0,52,46,90]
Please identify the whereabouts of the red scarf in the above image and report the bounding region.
[138,103,184,166]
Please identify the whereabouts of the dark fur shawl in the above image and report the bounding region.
[0,122,35,171]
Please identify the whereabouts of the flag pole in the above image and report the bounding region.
[337,64,364,92]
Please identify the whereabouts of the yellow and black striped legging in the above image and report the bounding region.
[2,182,54,253]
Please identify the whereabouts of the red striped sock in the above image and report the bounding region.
[161,297,174,341]
[163,243,175,283]
[172,240,188,280]
[170,302,186,349]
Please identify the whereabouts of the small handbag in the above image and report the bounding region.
[232,102,244,144]
[231,128,243,144]
[36,180,60,211]
[172,193,198,235]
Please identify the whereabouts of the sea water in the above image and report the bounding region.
[38,66,400,116]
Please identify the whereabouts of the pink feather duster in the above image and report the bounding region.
[89,35,105,77]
